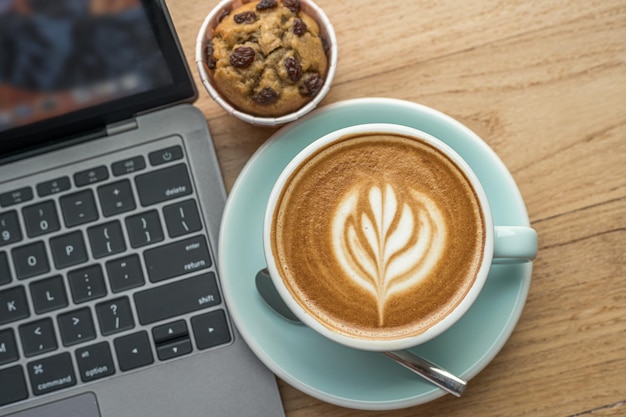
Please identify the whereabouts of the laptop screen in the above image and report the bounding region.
[0,0,196,155]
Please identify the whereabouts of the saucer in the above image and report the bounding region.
[218,98,534,410]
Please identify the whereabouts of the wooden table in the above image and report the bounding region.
[167,1,626,416]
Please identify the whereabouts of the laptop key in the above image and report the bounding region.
[148,145,183,166]
[0,251,11,285]
[19,317,57,357]
[76,341,115,382]
[152,320,188,344]
[112,155,146,176]
[96,297,135,336]
[163,199,202,238]
[144,235,211,283]
[22,200,60,237]
[106,255,145,293]
[114,331,153,371]
[36,176,71,197]
[30,275,68,313]
[60,190,99,227]
[68,265,107,303]
[0,328,19,365]
[27,352,76,395]
[156,337,192,361]
[0,210,22,247]
[126,210,164,248]
[12,241,49,279]
[74,166,109,187]
[153,320,192,361]
[192,310,232,350]
[135,163,192,206]
[87,220,126,258]
[0,186,33,207]
[0,286,30,325]
[134,273,220,325]
[58,307,96,346]
[50,231,88,269]
[97,180,136,217]
[0,365,28,406]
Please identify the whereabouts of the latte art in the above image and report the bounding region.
[270,132,485,340]
[332,183,446,325]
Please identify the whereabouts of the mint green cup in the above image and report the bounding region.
[264,123,538,352]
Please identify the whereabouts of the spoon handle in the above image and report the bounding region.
[384,350,467,397]
[256,268,467,397]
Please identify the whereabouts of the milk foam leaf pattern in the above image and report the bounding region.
[332,184,447,326]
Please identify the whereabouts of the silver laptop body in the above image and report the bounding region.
[0,1,284,416]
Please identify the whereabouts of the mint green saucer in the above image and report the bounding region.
[218,98,533,410]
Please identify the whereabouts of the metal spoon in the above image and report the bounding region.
[255,268,467,397]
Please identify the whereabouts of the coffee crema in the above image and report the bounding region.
[271,133,485,340]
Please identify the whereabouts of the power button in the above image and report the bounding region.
[149,145,183,166]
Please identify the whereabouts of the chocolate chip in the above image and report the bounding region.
[256,0,277,10]
[253,87,279,104]
[205,41,217,69]
[292,18,307,36]
[230,46,256,68]
[234,11,257,24]
[284,57,302,82]
[301,73,323,96]
[283,0,301,14]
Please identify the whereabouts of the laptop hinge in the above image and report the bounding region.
[105,119,139,136]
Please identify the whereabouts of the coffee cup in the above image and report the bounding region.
[263,123,537,351]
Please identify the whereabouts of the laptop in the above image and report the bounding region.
[0,1,285,416]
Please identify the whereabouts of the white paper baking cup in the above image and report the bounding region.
[195,0,338,126]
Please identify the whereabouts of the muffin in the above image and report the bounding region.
[205,0,329,118]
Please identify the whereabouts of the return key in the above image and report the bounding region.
[144,235,212,282]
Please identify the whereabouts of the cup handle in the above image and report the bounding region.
[493,226,538,263]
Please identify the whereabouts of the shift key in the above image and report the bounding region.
[144,235,212,282]
[135,273,221,325]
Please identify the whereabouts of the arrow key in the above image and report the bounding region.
[152,320,188,344]
[156,338,192,361]
[114,331,153,371]
[191,310,231,350]
[153,320,191,361]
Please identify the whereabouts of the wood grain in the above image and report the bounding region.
[166,0,626,415]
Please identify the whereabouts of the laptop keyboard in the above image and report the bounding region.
[0,136,232,408]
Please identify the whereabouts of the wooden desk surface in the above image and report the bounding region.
[166,1,626,416]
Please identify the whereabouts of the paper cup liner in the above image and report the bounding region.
[195,0,338,126]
